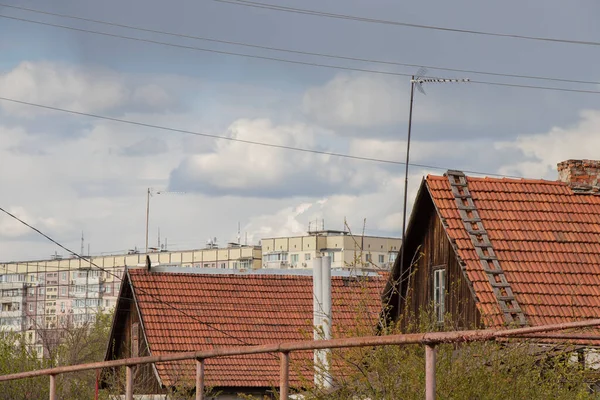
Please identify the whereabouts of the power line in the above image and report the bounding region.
[215,0,600,48]
[3,12,600,95]
[0,13,412,79]
[0,95,526,179]
[1,2,598,86]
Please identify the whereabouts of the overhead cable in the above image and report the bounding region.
[215,0,600,48]
[0,95,526,179]
[0,2,598,86]
[1,13,600,95]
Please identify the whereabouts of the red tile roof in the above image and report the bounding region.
[427,174,600,328]
[127,270,385,388]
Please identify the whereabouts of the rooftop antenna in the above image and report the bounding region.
[399,68,469,290]
[237,222,241,245]
[157,227,160,249]
[80,231,84,256]
[145,188,187,254]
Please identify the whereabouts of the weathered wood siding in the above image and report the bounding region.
[106,274,163,394]
[398,190,481,329]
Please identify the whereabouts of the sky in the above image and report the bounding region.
[1,0,600,261]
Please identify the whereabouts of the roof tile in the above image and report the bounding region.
[127,270,385,388]
[427,174,600,328]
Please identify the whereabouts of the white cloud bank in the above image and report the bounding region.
[0,61,173,117]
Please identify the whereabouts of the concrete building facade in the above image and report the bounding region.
[0,244,260,356]
[261,230,400,270]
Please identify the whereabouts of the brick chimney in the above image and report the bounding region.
[557,159,600,187]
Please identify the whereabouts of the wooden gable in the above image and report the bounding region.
[386,179,481,329]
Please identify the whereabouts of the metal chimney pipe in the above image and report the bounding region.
[313,257,323,386]
[321,256,332,340]
[321,255,333,389]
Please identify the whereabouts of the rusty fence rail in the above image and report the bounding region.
[1,319,600,400]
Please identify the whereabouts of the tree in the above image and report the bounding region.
[0,331,50,400]
[0,311,113,400]
[295,311,600,400]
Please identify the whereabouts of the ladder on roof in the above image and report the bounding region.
[446,170,528,327]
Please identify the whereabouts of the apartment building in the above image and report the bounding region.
[261,230,400,270]
[0,244,261,355]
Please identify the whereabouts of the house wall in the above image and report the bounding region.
[399,192,481,329]
[107,277,163,395]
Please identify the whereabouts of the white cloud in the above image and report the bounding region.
[303,73,405,129]
[243,169,431,241]
[496,109,600,179]
[0,206,67,239]
[169,118,390,197]
[302,73,454,131]
[0,61,173,117]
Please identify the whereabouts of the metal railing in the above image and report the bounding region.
[1,319,600,400]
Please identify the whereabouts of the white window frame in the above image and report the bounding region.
[433,267,446,323]
[290,254,299,266]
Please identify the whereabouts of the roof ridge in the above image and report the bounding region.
[427,173,564,185]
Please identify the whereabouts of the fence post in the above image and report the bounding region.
[125,365,133,400]
[196,358,205,400]
[425,345,437,400]
[49,374,56,400]
[280,351,289,400]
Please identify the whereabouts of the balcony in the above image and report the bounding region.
[70,291,100,298]
[0,309,23,318]
[73,276,104,286]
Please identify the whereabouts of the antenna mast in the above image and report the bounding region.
[399,68,469,286]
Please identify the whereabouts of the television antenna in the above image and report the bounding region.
[399,68,470,282]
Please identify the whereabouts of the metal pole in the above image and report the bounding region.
[400,77,416,291]
[195,359,205,400]
[94,369,99,400]
[49,374,56,400]
[280,352,289,400]
[425,345,436,400]
[125,365,133,400]
[321,256,332,389]
[145,188,150,254]
[312,257,323,386]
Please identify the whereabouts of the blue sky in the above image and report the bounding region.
[1,0,600,260]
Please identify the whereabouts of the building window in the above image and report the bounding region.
[290,254,299,266]
[378,254,385,263]
[433,268,446,323]
[365,254,371,262]
[60,302,65,312]
[29,304,33,312]
[305,253,311,261]
[220,263,226,269]
[61,287,67,296]
[264,252,288,263]
[389,252,398,262]
[61,272,67,281]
